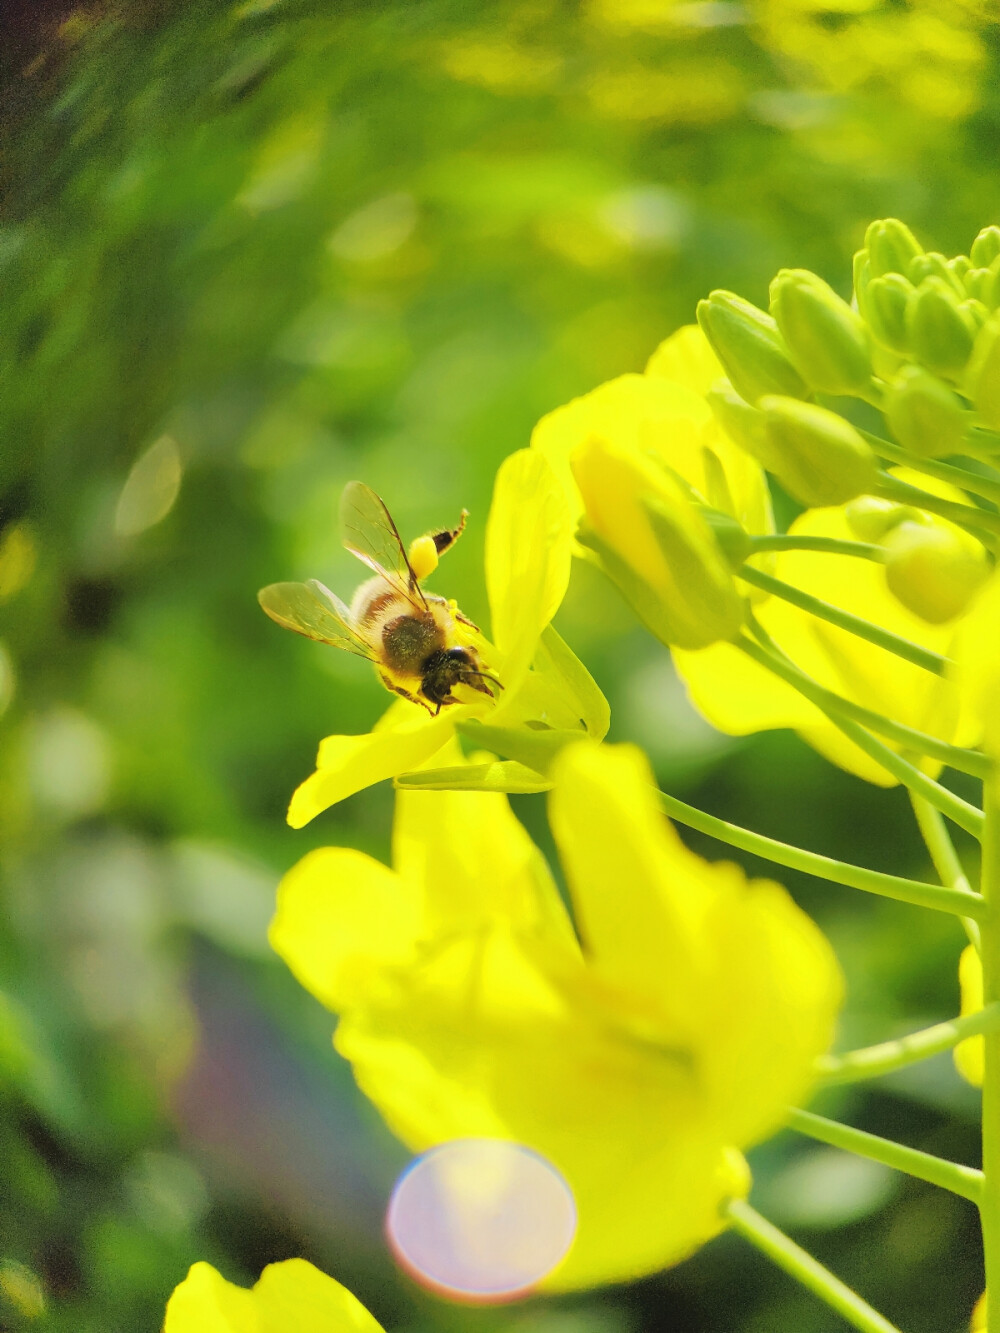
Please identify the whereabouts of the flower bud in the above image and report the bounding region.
[844,495,917,542]
[883,366,967,458]
[863,273,914,352]
[696,291,807,405]
[758,397,879,507]
[964,266,993,304]
[571,436,744,649]
[864,218,922,278]
[965,314,1000,430]
[706,379,769,461]
[906,277,978,378]
[907,252,965,295]
[769,268,872,396]
[852,249,871,308]
[883,519,990,624]
[948,255,971,285]
[970,225,1000,269]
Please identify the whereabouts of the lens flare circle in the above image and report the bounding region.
[386,1138,576,1303]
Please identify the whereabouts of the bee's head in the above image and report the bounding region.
[421,647,501,711]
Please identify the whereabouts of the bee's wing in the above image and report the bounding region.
[258,579,377,660]
[340,480,427,610]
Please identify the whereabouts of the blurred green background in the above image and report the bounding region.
[1,1,998,1329]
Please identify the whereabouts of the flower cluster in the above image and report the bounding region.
[167,220,1000,1332]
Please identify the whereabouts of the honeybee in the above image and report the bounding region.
[259,481,501,714]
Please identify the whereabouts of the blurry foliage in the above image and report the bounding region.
[1,0,999,1328]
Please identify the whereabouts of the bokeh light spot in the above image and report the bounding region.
[386,1139,576,1303]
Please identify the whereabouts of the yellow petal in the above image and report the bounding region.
[254,1259,386,1333]
[645,324,723,395]
[164,1260,386,1333]
[270,848,421,1011]
[953,569,1000,755]
[287,707,454,827]
[700,863,842,1143]
[547,740,841,1131]
[672,638,821,734]
[955,943,984,1087]
[531,367,772,538]
[531,373,710,523]
[485,449,573,690]
[392,781,575,945]
[164,1262,256,1332]
[548,741,708,1019]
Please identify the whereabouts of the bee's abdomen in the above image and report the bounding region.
[382,613,442,674]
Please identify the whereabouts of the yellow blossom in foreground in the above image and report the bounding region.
[163,1259,384,1333]
[271,740,842,1289]
[285,449,608,827]
[673,472,976,786]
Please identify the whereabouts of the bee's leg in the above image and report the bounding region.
[431,509,468,558]
[382,675,434,714]
[451,605,481,633]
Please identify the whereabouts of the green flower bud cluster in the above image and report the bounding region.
[694,217,1000,628]
[697,219,1000,481]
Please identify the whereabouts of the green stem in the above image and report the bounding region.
[786,1107,984,1204]
[736,629,989,781]
[747,534,885,561]
[816,1002,1000,1085]
[979,778,1000,1333]
[736,637,985,839]
[875,473,1000,543]
[725,1198,904,1333]
[656,788,986,919]
[862,430,1000,507]
[910,790,981,949]
[736,564,950,677]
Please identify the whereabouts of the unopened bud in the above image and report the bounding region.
[845,495,918,542]
[853,250,871,308]
[883,366,967,458]
[572,436,744,649]
[758,396,879,507]
[948,255,971,285]
[884,519,990,623]
[864,274,914,353]
[769,268,872,396]
[906,277,978,379]
[696,291,807,405]
[908,252,966,296]
[864,218,922,278]
[964,266,993,304]
[707,379,773,465]
[970,226,1000,269]
[965,314,1000,430]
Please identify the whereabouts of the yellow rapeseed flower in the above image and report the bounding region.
[286,449,608,826]
[163,1259,385,1333]
[532,325,773,540]
[271,740,842,1289]
[674,472,976,786]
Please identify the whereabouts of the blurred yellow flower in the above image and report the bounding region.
[286,450,608,826]
[271,740,842,1289]
[953,569,1000,756]
[164,1259,385,1333]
